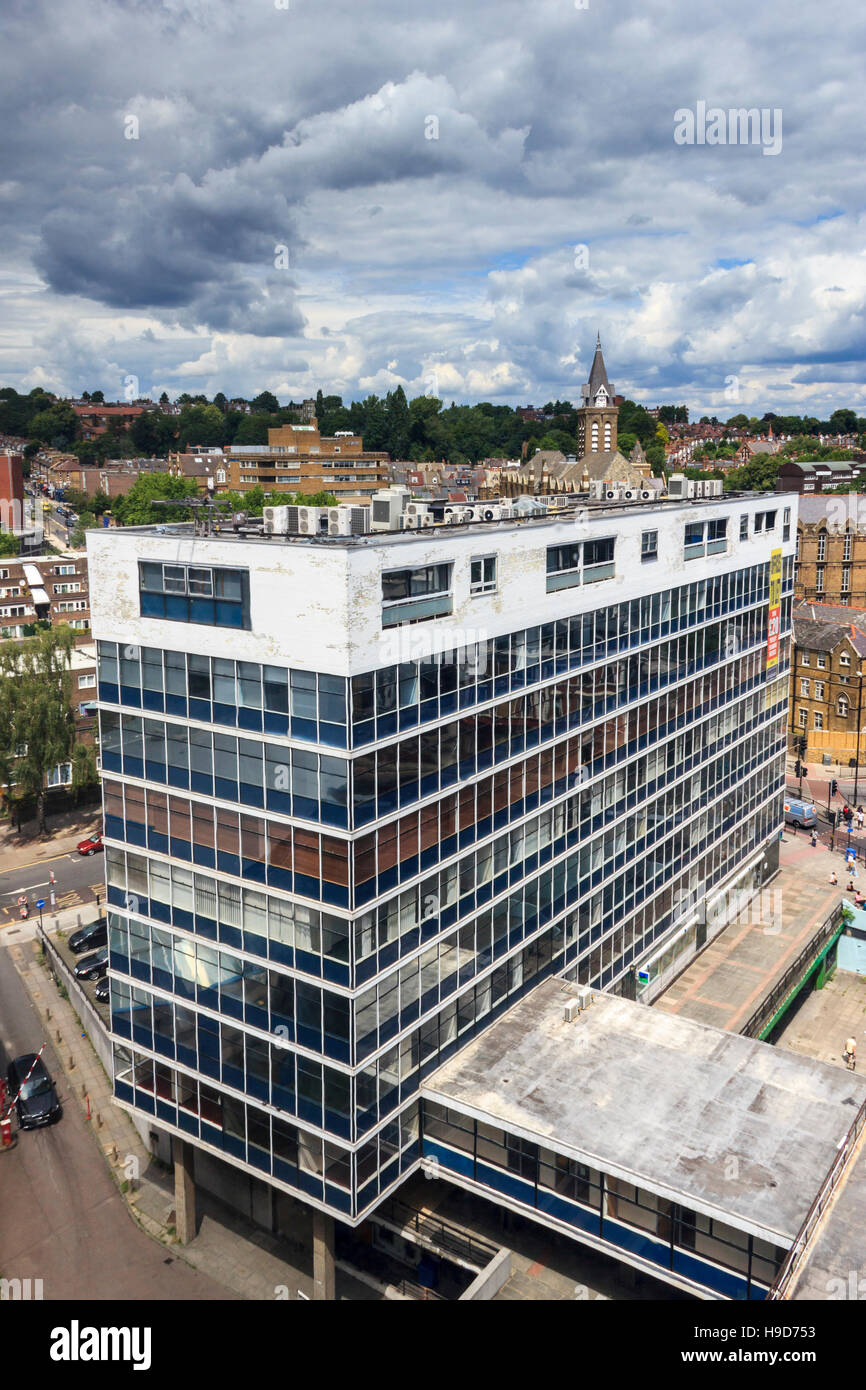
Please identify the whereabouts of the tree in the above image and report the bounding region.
[70,742,98,802]
[0,531,19,557]
[159,391,170,406]
[232,414,272,446]
[112,473,199,526]
[251,391,280,414]
[0,626,76,835]
[27,403,79,449]
[70,512,96,547]
[90,390,105,404]
[830,409,858,434]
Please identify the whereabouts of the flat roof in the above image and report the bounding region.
[84,491,800,549]
[423,981,866,1245]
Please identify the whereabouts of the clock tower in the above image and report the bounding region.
[577,334,618,459]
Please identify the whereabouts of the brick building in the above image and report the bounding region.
[0,553,90,641]
[790,602,866,769]
[794,496,866,608]
[225,420,389,499]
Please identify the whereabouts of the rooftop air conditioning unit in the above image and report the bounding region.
[639,489,654,501]
[588,480,607,500]
[477,504,504,522]
[621,487,637,502]
[563,999,579,1023]
[328,505,371,536]
[404,502,434,528]
[294,506,327,535]
[667,474,695,499]
[263,505,290,535]
[604,487,622,501]
[371,486,408,532]
[705,479,723,497]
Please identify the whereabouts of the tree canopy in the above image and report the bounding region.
[0,626,77,834]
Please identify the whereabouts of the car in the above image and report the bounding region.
[73,947,109,981]
[69,919,108,954]
[94,976,110,1004]
[77,833,103,856]
[6,1054,62,1129]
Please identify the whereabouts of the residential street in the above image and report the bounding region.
[0,849,104,926]
[0,943,230,1301]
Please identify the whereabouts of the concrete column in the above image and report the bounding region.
[313,1211,335,1301]
[174,1138,196,1245]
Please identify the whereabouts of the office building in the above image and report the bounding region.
[88,487,794,1288]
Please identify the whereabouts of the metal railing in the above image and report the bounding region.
[768,1090,866,1300]
[394,1277,447,1302]
[740,905,846,1040]
[377,1198,500,1271]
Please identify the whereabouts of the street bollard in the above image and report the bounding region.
[55,1029,62,1044]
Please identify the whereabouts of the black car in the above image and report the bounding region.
[94,975,110,1004]
[6,1055,62,1129]
[69,920,108,954]
[73,947,109,981]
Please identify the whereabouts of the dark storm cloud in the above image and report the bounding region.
[1,0,865,410]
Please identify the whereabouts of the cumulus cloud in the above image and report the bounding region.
[1,0,864,413]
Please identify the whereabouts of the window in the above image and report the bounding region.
[840,651,851,667]
[838,696,850,718]
[641,530,658,561]
[817,531,827,562]
[78,673,96,689]
[816,569,824,593]
[843,532,853,561]
[798,708,808,728]
[801,651,810,666]
[139,562,250,630]
[739,515,749,541]
[47,762,72,786]
[54,565,75,576]
[814,681,825,701]
[546,538,615,591]
[783,508,791,542]
[842,567,851,591]
[814,711,824,730]
[816,654,826,669]
[381,564,453,627]
[470,556,497,595]
[684,518,727,559]
[800,679,810,697]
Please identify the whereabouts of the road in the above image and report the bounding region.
[0,942,230,1300]
[0,849,105,927]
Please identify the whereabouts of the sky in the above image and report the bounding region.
[2,0,864,418]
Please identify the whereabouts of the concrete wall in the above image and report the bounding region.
[87,493,797,680]
[458,1247,512,1300]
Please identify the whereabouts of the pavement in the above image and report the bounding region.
[655,831,849,1034]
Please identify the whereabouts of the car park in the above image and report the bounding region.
[69,920,108,954]
[73,947,109,981]
[6,1054,62,1129]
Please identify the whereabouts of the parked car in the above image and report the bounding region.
[94,976,110,1003]
[73,947,109,981]
[6,1054,62,1129]
[69,920,108,954]
[784,798,817,829]
[77,833,103,856]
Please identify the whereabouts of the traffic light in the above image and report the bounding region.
[794,761,801,777]
[829,810,837,827]
[831,779,839,798]
[797,735,808,758]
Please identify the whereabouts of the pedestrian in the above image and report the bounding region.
[830,870,838,885]
[810,829,818,847]
[858,806,865,830]
[848,880,856,893]
[845,1036,857,1070]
